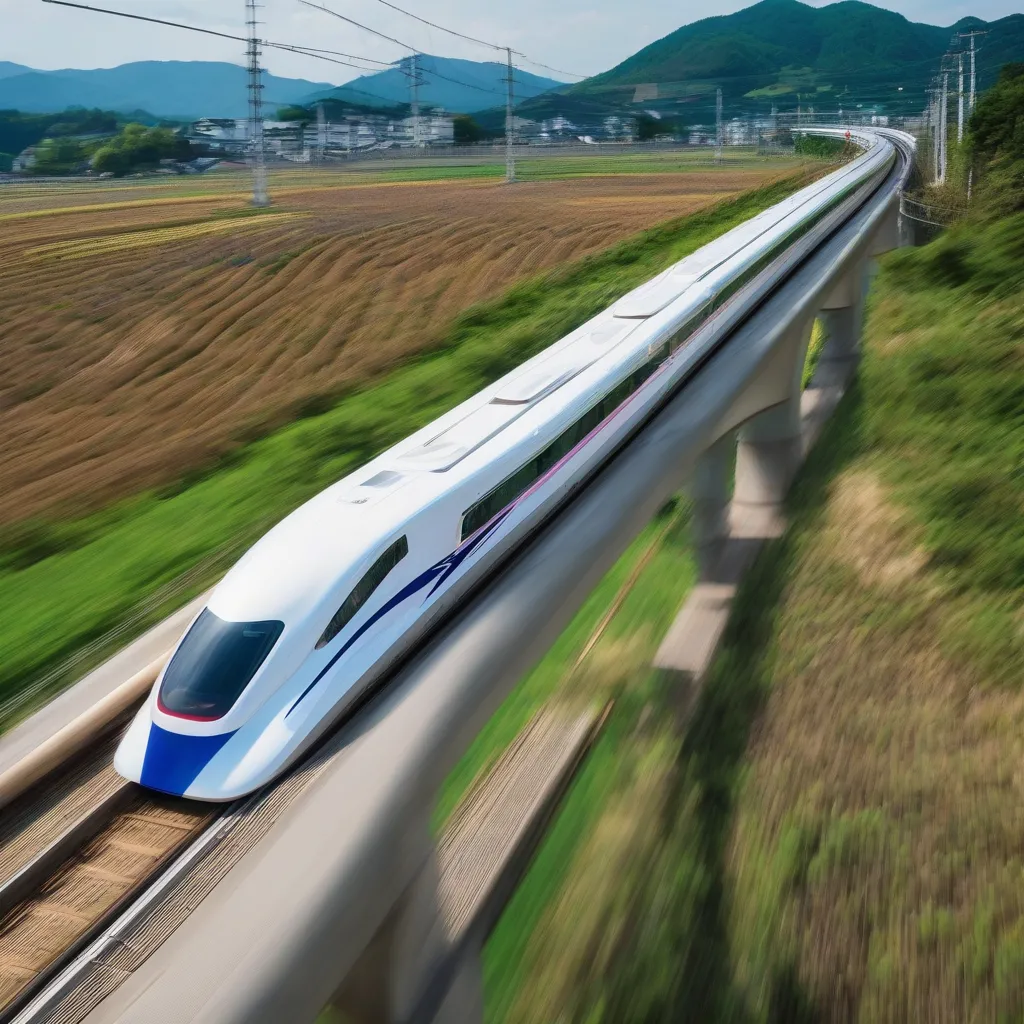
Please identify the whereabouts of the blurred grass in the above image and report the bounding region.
[0,170,819,721]
[482,208,1024,1021]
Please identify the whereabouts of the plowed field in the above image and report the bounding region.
[0,164,802,526]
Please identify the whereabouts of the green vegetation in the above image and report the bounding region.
[0,108,196,176]
[90,122,199,176]
[635,112,682,141]
[793,132,849,159]
[552,0,1024,122]
[31,135,93,175]
[337,148,800,185]
[478,168,1024,1024]
[276,97,411,122]
[969,62,1024,214]
[971,62,1024,164]
[0,107,118,161]
[0,170,819,725]
[453,113,487,145]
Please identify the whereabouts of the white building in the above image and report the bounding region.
[12,147,37,172]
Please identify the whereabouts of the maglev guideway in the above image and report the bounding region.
[5,129,916,1024]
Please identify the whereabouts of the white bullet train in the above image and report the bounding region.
[116,130,898,800]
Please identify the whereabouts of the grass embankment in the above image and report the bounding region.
[482,208,1024,1021]
[0,171,819,724]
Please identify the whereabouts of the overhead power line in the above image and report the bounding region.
[286,44,393,67]
[367,0,587,80]
[40,0,388,72]
[297,0,416,52]
[418,63,502,95]
[515,55,586,80]
[370,0,502,51]
[41,0,249,42]
[267,42,393,72]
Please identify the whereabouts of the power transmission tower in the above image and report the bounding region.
[504,47,516,183]
[245,0,269,206]
[715,87,723,164]
[960,29,987,113]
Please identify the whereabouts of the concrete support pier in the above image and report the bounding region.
[688,431,735,579]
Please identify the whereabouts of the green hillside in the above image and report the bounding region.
[519,0,1024,124]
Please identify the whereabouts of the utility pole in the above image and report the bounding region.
[504,46,515,183]
[957,52,965,143]
[407,53,422,147]
[245,0,269,206]
[715,86,723,164]
[928,81,940,183]
[316,101,326,164]
[939,70,948,184]
[960,29,987,113]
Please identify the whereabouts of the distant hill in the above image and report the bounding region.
[0,61,34,81]
[308,55,563,114]
[0,61,333,119]
[534,0,1024,123]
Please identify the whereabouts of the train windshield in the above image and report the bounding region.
[158,609,284,720]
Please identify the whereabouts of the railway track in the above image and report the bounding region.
[0,736,217,1019]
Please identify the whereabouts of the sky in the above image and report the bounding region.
[2,0,1021,85]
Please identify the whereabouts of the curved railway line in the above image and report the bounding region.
[0,127,916,1024]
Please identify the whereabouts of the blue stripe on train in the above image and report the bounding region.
[140,723,237,796]
[286,506,515,717]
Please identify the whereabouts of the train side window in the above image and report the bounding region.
[315,535,409,650]
[460,352,661,542]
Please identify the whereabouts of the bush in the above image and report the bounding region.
[453,114,484,145]
[970,62,1024,166]
[89,122,192,176]
[32,136,88,174]
[969,63,1024,214]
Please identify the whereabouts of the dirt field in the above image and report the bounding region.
[0,163,801,527]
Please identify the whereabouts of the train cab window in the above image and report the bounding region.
[315,535,409,650]
[158,610,284,720]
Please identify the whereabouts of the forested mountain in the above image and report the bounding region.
[527,0,1024,123]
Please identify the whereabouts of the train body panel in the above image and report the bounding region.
[116,131,898,800]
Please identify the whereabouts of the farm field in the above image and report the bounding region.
[0,157,809,529]
[0,163,827,727]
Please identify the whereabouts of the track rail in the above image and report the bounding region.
[0,789,214,1020]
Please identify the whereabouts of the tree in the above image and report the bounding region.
[635,113,678,141]
[453,114,484,146]
[32,136,87,174]
[969,62,1024,165]
[91,144,129,176]
[89,122,193,176]
[277,105,312,123]
[968,63,1024,214]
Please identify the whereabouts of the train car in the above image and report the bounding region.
[116,130,897,800]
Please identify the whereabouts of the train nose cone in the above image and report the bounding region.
[138,723,237,797]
